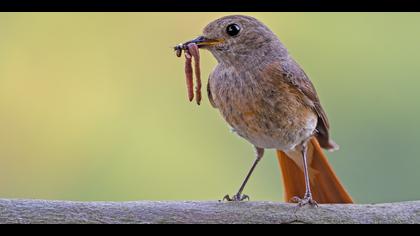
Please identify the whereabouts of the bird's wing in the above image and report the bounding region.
[265,59,337,150]
[207,76,217,108]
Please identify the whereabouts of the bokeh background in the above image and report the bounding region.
[0,13,419,203]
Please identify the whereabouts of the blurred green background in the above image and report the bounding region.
[0,13,419,204]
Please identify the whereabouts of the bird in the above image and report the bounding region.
[181,15,353,205]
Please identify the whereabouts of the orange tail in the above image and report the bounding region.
[277,138,353,204]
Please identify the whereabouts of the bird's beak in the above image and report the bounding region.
[184,36,224,48]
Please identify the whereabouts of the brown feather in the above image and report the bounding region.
[277,138,353,204]
[264,59,338,151]
[207,78,217,108]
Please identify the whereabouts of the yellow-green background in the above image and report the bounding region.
[0,13,419,203]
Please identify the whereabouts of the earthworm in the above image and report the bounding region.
[174,43,202,105]
[184,50,194,102]
[187,43,202,105]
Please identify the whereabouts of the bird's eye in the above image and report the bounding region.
[226,24,241,37]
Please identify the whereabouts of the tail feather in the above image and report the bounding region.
[277,138,353,204]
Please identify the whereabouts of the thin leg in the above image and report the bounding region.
[223,147,264,202]
[302,142,312,199]
[292,142,318,207]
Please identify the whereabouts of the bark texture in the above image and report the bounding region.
[0,199,418,224]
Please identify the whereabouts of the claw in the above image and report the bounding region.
[240,194,250,201]
[223,194,233,202]
[222,194,250,202]
[291,196,318,207]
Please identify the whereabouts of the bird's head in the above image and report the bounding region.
[184,15,287,65]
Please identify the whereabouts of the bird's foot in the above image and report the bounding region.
[291,195,318,207]
[222,193,250,202]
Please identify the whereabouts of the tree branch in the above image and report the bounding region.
[0,199,418,224]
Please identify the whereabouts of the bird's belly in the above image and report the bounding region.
[223,107,316,150]
[213,82,317,151]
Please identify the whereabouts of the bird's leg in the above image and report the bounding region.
[223,147,264,202]
[292,141,318,207]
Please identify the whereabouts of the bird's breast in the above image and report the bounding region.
[209,65,317,150]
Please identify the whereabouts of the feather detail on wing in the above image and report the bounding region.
[263,59,339,151]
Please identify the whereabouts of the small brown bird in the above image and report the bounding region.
[180,15,353,205]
